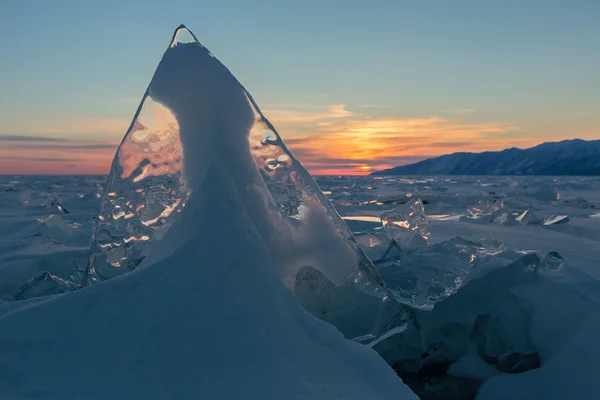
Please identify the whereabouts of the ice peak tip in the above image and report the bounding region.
[170,24,199,47]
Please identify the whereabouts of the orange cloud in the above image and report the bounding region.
[0,114,129,174]
[0,115,131,141]
[262,107,528,174]
[3,104,592,176]
[262,104,354,123]
[0,139,117,175]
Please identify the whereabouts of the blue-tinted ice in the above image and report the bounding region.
[82,25,405,343]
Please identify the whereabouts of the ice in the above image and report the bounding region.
[1,38,599,397]
[83,93,191,284]
[354,230,393,260]
[14,271,80,300]
[0,162,417,399]
[476,238,506,256]
[466,197,503,219]
[489,209,515,225]
[543,214,570,225]
[83,24,404,344]
[516,209,545,225]
[0,25,418,399]
[380,199,430,249]
[412,254,541,371]
[527,183,560,202]
[478,311,600,400]
[34,214,80,245]
[474,300,540,373]
[540,251,567,271]
[376,237,481,310]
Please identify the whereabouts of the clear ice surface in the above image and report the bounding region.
[15,271,80,301]
[84,24,402,343]
[380,199,430,249]
[354,230,394,261]
[376,237,482,310]
[466,197,503,219]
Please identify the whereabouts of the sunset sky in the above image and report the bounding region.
[1,0,599,175]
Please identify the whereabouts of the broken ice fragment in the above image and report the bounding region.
[527,183,560,201]
[490,209,515,225]
[85,24,401,345]
[474,300,540,374]
[516,209,545,225]
[295,266,389,339]
[380,199,430,249]
[377,237,480,310]
[354,231,393,261]
[34,214,78,245]
[476,238,506,256]
[15,272,81,301]
[466,197,502,219]
[543,215,569,225]
[539,251,568,272]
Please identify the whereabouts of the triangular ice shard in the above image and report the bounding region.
[84,25,408,342]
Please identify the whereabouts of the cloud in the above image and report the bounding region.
[6,142,118,151]
[37,115,131,139]
[262,104,354,123]
[300,94,330,100]
[0,134,118,175]
[0,156,82,162]
[355,104,391,109]
[263,109,522,174]
[0,105,529,176]
[0,115,131,141]
[116,97,142,103]
[0,135,70,142]
[443,108,475,114]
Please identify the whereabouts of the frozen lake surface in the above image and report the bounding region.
[3,174,600,300]
[1,174,600,399]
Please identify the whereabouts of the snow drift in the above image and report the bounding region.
[0,25,417,399]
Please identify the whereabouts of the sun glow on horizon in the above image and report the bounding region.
[1,102,597,176]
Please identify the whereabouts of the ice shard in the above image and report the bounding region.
[84,25,405,342]
[380,199,430,249]
[377,237,480,310]
[466,197,503,219]
[543,215,570,225]
[540,251,568,271]
[15,272,81,301]
[516,209,545,225]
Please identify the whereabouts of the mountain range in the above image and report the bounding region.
[372,139,600,176]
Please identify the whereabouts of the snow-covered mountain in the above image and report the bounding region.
[373,139,600,176]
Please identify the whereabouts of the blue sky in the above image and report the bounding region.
[0,0,598,174]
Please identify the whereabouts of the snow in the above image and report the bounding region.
[477,311,600,400]
[0,25,417,399]
[0,163,417,399]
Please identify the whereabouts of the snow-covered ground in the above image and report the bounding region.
[320,174,600,399]
[2,174,599,398]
